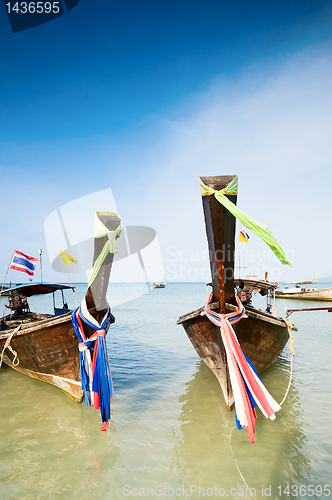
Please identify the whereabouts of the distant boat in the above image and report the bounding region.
[275,281,332,300]
[151,280,166,289]
[0,212,121,402]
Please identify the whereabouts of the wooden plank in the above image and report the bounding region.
[286,306,332,317]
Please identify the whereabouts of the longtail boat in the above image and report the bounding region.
[177,175,296,416]
[0,212,121,409]
[275,281,332,301]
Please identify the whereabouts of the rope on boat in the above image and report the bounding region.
[228,317,295,499]
[0,325,21,368]
[279,318,295,407]
[228,425,258,500]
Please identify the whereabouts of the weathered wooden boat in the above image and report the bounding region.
[177,175,296,410]
[275,281,332,301]
[0,212,121,403]
[0,282,83,401]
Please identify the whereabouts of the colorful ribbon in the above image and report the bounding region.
[87,211,121,288]
[202,292,280,443]
[71,297,113,431]
[199,177,291,266]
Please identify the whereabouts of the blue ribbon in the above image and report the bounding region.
[71,305,113,422]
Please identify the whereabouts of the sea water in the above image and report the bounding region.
[0,283,331,500]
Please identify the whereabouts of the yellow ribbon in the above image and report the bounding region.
[200,176,238,197]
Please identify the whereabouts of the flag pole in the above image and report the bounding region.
[238,231,241,279]
[59,250,79,307]
[39,249,43,283]
[1,250,15,292]
[66,272,77,307]
[238,223,242,279]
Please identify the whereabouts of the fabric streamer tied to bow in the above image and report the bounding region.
[71,211,121,431]
[199,176,292,267]
[87,211,122,288]
[202,292,281,443]
[71,299,113,430]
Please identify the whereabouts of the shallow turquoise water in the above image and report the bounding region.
[0,283,331,500]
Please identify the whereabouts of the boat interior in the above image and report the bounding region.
[0,282,75,332]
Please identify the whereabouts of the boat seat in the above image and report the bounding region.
[54,306,70,316]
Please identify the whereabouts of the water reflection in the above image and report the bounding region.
[0,365,120,500]
[1,284,330,499]
[175,357,311,498]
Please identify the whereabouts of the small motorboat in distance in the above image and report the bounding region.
[151,280,166,289]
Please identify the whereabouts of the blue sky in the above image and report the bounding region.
[1,0,332,283]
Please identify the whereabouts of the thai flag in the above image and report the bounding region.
[239,230,250,243]
[10,250,39,277]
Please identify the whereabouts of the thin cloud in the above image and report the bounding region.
[1,43,332,281]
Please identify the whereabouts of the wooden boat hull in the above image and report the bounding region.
[0,312,83,402]
[275,287,332,301]
[177,303,292,409]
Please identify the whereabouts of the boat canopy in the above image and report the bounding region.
[207,279,278,290]
[0,282,75,297]
[234,279,278,290]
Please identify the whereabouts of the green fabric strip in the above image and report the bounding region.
[87,212,122,288]
[200,178,291,267]
[222,176,238,195]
